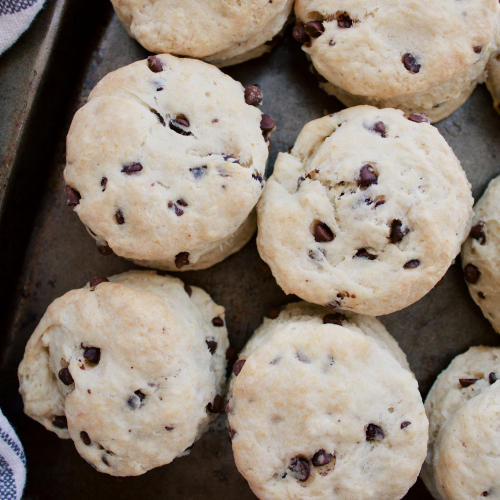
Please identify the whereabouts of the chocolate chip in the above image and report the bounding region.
[375,200,385,208]
[206,340,217,354]
[83,347,101,364]
[169,115,191,135]
[289,457,310,482]
[372,121,387,137]
[115,209,125,225]
[212,317,224,327]
[358,164,378,190]
[312,450,332,467]
[244,86,263,106]
[152,110,166,126]
[252,173,264,188]
[122,162,143,175]
[464,263,480,284]
[470,221,486,244]
[58,367,74,386]
[97,243,113,256]
[482,492,491,497]
[474,46,483,54]
[401,421,411,429]
[190,166,207,179]
[165,426,174,431]
[489,372,497,384]
[233,359,246,376]
[390,219,409,243]
[314,222,334,242]
[407,113,431,123]
[355,249,377,260]
[135,390,146,402]
[478,291,486,299]
[304,21,324,38]
[404,260,420,269]
[402,53,421,73]
[101,177,107,191]
[459,378,478,388]
[323,313,346,325]
[266,308,282,319]
[102,455,110,466]
[90,277,109,289]
[365,423,384,441]
[336,12,353,28]
[175,252,190,269]
[81,431,91,445]
[223,154,240,164]
[260,114,275,132]
[207,394,224,413]
[184,283,192,297]
[157,87,163,92]
[52,416,68,428]
[147,55,164,73]
[65,186,81,207]
[292,22,310,43]
[168,201,184,216]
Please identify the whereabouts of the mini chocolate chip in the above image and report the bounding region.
[464,263,480,284]
[252,173,264,187]
[175,252,190,269]
[289,457,310,482]
[407,113,430,123]
[184,283,192,297]
[314,222,334,242]
[223,154,240,164]
[337,12,353,28]
[244,86,263,106]
[212,317,224,327]
[102,455,110,466]
[358,164,378,189]
[157,87,163,92]
[90,277,109,289]
[81,431,91,445]
[474,46,483,54]
[165,426,174,431]
[97,243,113,256]
[372,121,387,137]
[190,166,207,179]
[459,378,478,388]
[482,492,490,497]
[233,359,246,376]
[292,22,310,43]
[375,200,385,208]
[168,201,184,216]
[122,163,143,175]
[83,347,101,364]
[260,114,275,132]
[266,308,282,319]
[135,390,146,402]
[58,368,74,386]
[365,423,384,441]
[489,372,498,384]
[323,313,346,325]
[401,421,411,429]
[147,56,164,73]
[152,110,166,126]
[65,186,81,207]
[229,429,236,440]
[175,199,187,208]
[101,177,107,191]
[207,394,224,413]
[470,221,486,244]
[206,340,217,354]
[115,210,125,225]
[312,449,332,467]
[404,260,420,269]
[169,116,191,135]
[355,249,377,260]
[478,291,486,299]
[390,219,409,243]
[304,21,324,38]
[402,53,420,73]
[52,416,68,428]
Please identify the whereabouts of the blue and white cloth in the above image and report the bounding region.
[0,0,46,56]
[0,409,26,500]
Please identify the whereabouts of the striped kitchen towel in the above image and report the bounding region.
[0,409,26,500]
[0,0,46,56]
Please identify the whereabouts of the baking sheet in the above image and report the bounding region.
[1,4,500,499]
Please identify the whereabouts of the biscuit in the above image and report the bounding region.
[421,346,500,500]
[64,55,271,271]
[18,270,229,476]
[257,106,473,316]
[111,0,294,67]
[227,302,428,500]
[294,0,500,122]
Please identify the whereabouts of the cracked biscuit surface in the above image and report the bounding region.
[18,270,229,476]
[257,106,473,316]
[64,55,270,271]
[227,302,427,500]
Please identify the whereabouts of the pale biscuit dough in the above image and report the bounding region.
[227,304,428,500]
[257,106,473,316]
[64,55,269,271]
[421,347,500,500]
[18,270,229,476]
[295,0,500,121]
[111,0,293,67]
[487,50,500,114]
[461,175,500,334]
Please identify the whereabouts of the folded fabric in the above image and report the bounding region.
[0,409,26,500]
[0,0,46,56]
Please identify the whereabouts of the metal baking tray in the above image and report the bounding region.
[1,1,499,497]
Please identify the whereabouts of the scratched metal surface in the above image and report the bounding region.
[0,3,500,499]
